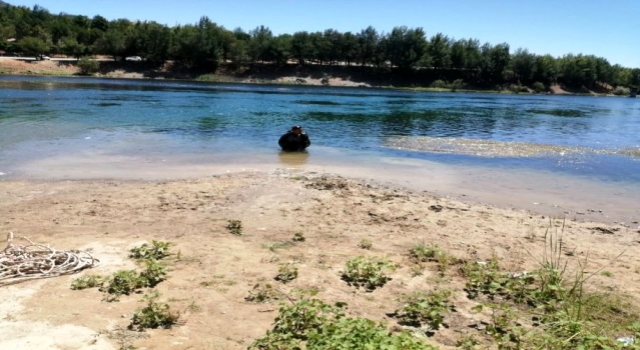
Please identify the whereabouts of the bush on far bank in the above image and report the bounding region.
[532,81,547,93]
[430,79,465,91]
[77,56,99,75]
[613,86,631,96]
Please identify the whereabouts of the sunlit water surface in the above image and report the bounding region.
[1,76,639,224]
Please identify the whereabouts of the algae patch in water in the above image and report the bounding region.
[384,136,640,159]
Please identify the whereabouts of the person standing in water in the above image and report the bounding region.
[278,125,311,151]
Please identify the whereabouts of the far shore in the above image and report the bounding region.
[0,57,626,97]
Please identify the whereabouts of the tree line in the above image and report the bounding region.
[1,4,639,91]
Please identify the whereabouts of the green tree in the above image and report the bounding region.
[19,36,48,57]
[356,26,380,66]
[133,21,171,62]
[265,34,291,65]
[426,33,451,68]
[169,17,223,70]
[95,30,126,60]
[323,29,342,64]
[341,32,358,65]
[510,48,537,84]
[248,25,273,63]
[383,26,427,69]
[480,42,510,85]
[90,15,109,32]
[532,54,557,85]
[291,31,315,65]
[227,28,250,64]
[58,36,86,59]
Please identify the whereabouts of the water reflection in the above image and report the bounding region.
[278,151,309,166]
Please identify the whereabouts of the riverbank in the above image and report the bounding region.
[1,169,639,349]
[0,58,373,87]
[0,58,607,95]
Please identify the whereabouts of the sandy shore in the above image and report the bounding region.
[1,169,639,349]
[1,59,636,348]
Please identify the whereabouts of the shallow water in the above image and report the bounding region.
[1,76,639,223]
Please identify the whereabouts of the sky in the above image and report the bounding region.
[7,0,640,68]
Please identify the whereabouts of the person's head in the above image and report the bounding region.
[291,125,303,135]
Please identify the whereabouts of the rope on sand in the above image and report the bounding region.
[0,232,100,287]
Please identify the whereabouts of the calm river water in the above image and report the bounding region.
[1,76,639,223]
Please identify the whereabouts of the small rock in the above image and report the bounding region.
[616,336,635,346]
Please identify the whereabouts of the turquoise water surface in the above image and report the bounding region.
[1,75,639,222]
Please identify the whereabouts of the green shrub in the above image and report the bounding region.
[409,243,443,262]
[613,86,631,96]
[100,270,146,300]
[462,225,640,349]
[342,256,394,290]
[271,299,345,339]
[358,239,372,250]
[394,290,453,330]
[226,220,243,235]
[245,283,283,303]
[532,81,547,93]
[450,79,465,91]
[98,260,168,301]
[129,241,172,260]
[275,263,298,283]
[70,274,105,290]
[129,292,179,331]
[509,84,528,94]
[306,316,437,350]
[77,56,99,75]
[320,74,330,85]
[250,298,437,350]
[430,79,447,88]
[138,259,168,287]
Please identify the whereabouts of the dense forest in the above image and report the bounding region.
[1,3,639,92]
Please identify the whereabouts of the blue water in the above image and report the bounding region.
[1,75,639,183]
[3,75,640,222]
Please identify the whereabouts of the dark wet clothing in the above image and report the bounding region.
[279,131,311,151]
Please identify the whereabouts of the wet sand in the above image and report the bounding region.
[2,145,638,225]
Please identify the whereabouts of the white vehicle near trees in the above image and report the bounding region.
[125,56,142,61]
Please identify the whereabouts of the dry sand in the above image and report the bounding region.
[1,169,639,349]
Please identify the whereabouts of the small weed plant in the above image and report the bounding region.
[393,290,454,331]
[129,241,172,260]
[358,239,373,250]
[275,263,299,283]
[129,291,179,331]
[245,283,283,303]
[342,256,394,290]
[292,232,306,242]
[263,241,293,252]
[138,259,168,287]
[249,298,437,350]
[100,270,145,300]
[226,220,243,235]
[461,220,640,349]
[410,243,444,263]
[70,274,105,290]
[98,260,169,301]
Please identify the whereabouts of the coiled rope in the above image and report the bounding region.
[0,232,100,287]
